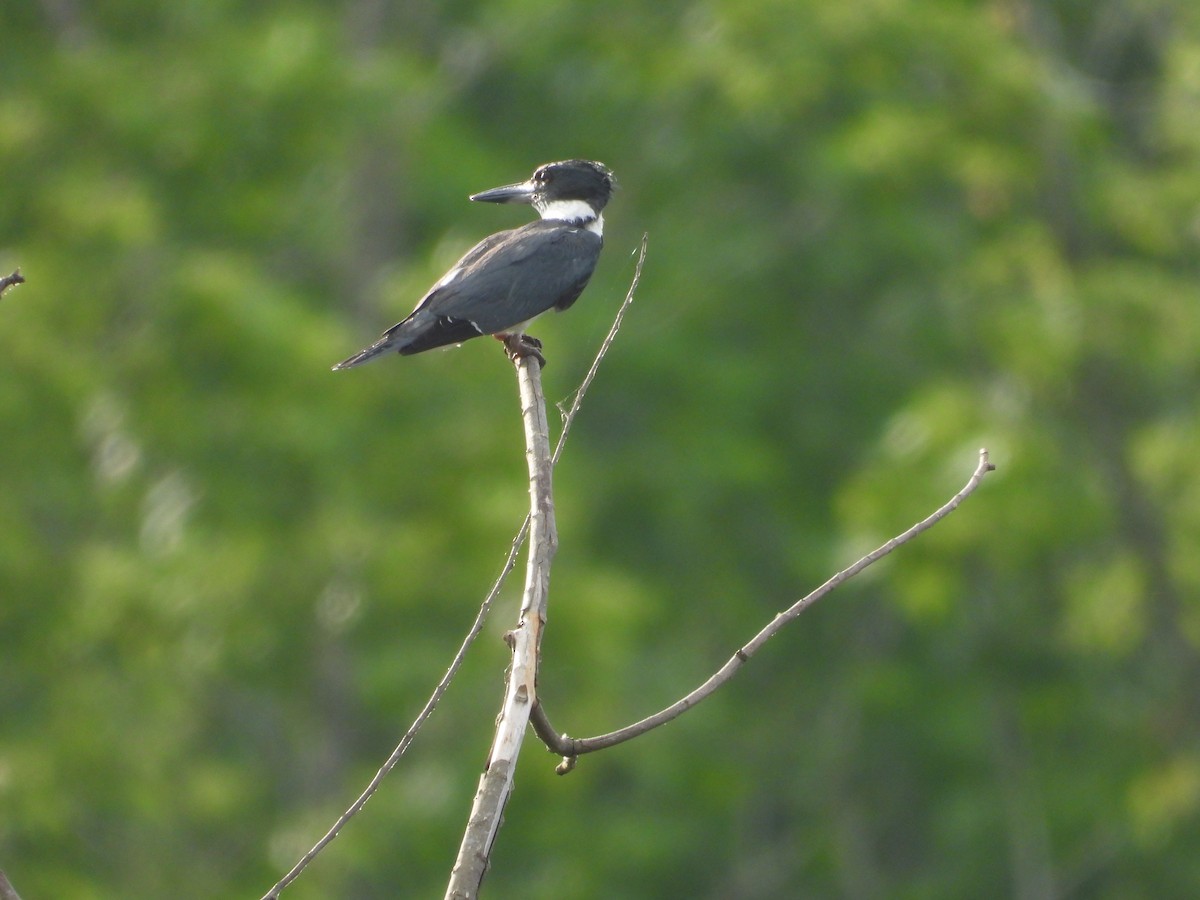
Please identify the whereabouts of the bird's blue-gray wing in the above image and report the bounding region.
[395,221,602,354]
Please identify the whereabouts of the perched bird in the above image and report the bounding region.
[332,159,615,370]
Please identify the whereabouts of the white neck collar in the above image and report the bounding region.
[537,199,603,236]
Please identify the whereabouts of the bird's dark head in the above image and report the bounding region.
[470,160,615,225]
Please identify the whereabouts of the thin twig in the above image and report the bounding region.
[0,270,24,298]
[554,234,647,465]
[0,869,23,900]
[259,523,529,900]
[533,448,997,769]
[263,240,648,897]
[445,355,558,899]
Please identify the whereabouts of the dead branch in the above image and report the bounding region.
[553,233,647,465]
[0,270,24,298]
[0,868,23,900]
[259,524,529,900]
[261,238,647,898]
[444,354,557,899]
[531,449,997,772]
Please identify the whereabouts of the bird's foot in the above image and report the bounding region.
[498,333,546,368]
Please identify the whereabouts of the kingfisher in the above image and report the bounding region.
[332,159,615,370]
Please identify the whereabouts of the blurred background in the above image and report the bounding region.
[3,0,1199,897]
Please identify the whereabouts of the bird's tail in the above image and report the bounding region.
[331,337,395,371]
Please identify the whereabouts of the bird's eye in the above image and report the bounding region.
[534,168,551,183]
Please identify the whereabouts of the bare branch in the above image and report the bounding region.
[438,239,646,891]
[262,239,649,897]
[445,354,558,899]
[0,270,24,298]
[553,233,648,465]
[260,522,529,900]
[534,448,997,769]
[0,869,23,900]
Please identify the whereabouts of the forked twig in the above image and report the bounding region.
[554,233,648,464]
[531,449,997,771]
[444,237,647,897]
[444,354,556,899]
[259,522,528,900]
[262,238,649,898]
[0,868,24,900]
[0,270,24,298]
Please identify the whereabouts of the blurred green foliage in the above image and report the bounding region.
[2,0,1199,897]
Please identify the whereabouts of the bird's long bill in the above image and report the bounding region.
[469,180,536,204]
